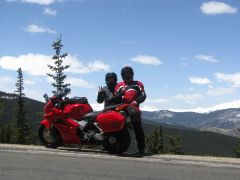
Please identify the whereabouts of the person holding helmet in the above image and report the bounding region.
[115,66,147,154]
[97,72,120,107]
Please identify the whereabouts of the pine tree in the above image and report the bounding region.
[164,135,184,155]
[0,98,3,114]
[0,98,11,143]
[236,141,240,158]
[47,35,70,93]
[13,68,30,144]
[235,128,240,158]
[146,126,184,155]
[146,126,164,154]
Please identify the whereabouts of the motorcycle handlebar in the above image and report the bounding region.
[54,88,71,98]
[43,88,71,102]
[103,103,125,112]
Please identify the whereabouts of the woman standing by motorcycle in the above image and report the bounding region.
[97,72,122,107]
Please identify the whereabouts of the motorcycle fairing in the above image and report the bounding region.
[96,111,125,133]
[40,117,81,144]
[53,118,81,144]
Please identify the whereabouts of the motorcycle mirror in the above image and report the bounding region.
[43,93,49,102]
[64,88,71,94]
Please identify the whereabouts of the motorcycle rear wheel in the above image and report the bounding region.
[38,125,62,149]
[102,128,131,154]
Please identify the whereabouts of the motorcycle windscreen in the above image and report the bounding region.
[96,111,125,133]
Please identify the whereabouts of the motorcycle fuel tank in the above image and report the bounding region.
[64,103,92,119]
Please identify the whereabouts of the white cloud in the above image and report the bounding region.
[215,72,240,88]
[43,7,57,16]
[87,60,111,72]
[25,79,35,85]
[200,1,237,15]
[172,93,204,104]
[6,0,57,5]
[146,98,169,103]
[207,87,236,96]
[6,0,85,5]
[0,77,13,85]
[194,54,218,63]
[170,100,240,113]
[25,24,57,34]
[65,77,95,89]
[66,57,111,73]
[181,62,188,67]
[141,105,159,112]
[0,76,15,93]
[22,0,56,5]
[189,77,212,85]
[47,76,94,88]
[0,54,51,76]
[131,55,162,65]
[0,54,111,76]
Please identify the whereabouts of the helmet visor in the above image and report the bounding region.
[106,76,117,85]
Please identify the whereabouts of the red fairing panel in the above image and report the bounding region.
[40,119,50,129]
[44,100,55,113]
[64,103,92,120]
[41,115,81,144]
[96,111,125,133]
[55,118,81,144]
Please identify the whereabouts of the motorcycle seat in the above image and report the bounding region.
[65,97,89,104]
[82,111,101,119]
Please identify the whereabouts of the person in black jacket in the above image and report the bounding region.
[97,72,121,107]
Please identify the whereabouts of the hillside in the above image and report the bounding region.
[142,120,238,157]
[0,91,44,130]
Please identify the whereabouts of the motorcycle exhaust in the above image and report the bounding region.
[93,132,104,141]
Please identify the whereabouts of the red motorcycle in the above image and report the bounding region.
[39,88,131,154]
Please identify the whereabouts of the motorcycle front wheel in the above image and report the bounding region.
[38,125,62,149]
[102,128,131,154]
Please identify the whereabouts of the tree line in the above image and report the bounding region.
[0,36,69,145]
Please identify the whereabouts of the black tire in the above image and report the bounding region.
[38,125,62,149]
[102,128,131,154]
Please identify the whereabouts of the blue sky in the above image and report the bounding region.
[0,0,240,111]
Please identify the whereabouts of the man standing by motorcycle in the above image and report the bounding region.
[115,66,147,154]
[97,72,121,107]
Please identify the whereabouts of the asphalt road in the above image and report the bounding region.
[0,144,240,180]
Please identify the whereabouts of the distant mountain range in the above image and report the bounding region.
[142,109,240,137]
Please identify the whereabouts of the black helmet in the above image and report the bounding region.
[105,72,117,87]
[121,66,134,83]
